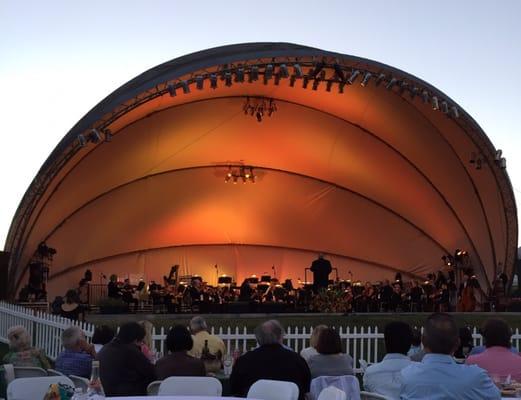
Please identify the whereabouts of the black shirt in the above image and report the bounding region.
[230,344,311,400]
[97,339,156,396]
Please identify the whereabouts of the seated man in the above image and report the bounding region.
[189,316,226,360]
[363,321,414,399]
[98,322,156,396]
[400,313,500,400]
[230,320,311,400]
[466,318,521,382]
[55,326,95,378]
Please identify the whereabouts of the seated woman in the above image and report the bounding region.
[466,318,521,382]
[2,325,50,369]
[60,289,82,320]
[300,325,327,362]
[92,325,115,353]
[307,328,353,378]
[155,325,206,379]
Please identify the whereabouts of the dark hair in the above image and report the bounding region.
[423,313,458,355]
[315,328,342,355]
[65,289,80,304]
[166,325,193,352]
[384,322,413,355]
[92,325,115,345]
[117,322,145,344]
[411,328,422,347]
[482,319,511,348]
[459,327,473,346]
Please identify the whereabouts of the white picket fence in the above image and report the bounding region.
[2,301,521,373]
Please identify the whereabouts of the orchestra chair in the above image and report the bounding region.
[360,391,392,399]
[318,386,347,400]
[7,376,74,400]
[69,374,89,392]
[13,366,47,378]
[147,380,162,395]
[310,376,360,400]
[158,376,222,396]
[247,379,299,400]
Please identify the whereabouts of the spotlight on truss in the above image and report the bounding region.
[181,80,190,94]
[196,75,204,90]
[360,72,372,87]
[167,83,176,97]
[347,70,360,85]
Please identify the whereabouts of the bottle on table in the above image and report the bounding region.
[87,360,105,399]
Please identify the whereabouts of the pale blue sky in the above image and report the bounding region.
[1,0,520,247]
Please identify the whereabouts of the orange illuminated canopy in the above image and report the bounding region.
[4,43,517,297]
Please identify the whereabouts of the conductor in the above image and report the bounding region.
[310,253,332,292]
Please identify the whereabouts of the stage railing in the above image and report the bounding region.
[2,301,521,372]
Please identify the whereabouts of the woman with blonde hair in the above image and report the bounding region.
[300,324,327,362]
[2,325,50,369]
[138,320,156,362]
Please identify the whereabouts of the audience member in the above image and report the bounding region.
[400,313,500,400]
[466,319,521,382]
[60,290,82,320]
[407,328,422,358]
[454,327,474,359]
[2,325,50,369]
[138,320,155,362]
[189,316,226,360]
[155,325,206,379]
[300,325,327,362]
[363,321,414,399]
[55,326,95,378]
[230,320,311,400]
[307,328,353,378]
[91,325,115,353]
[98,322,156,396]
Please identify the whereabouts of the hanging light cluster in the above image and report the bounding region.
[224,165,256,184]
[243,97,277,122]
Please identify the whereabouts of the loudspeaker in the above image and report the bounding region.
[0,251,9,300]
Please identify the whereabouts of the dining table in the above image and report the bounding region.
[106,397,250,400]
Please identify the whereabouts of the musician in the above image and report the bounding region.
[458,273,476,312]
[239,279,255,301]
[435,283,450,312]
[107,275,122,299]
[409,280,423,312]
[379,280,393,311]
[122,279,138,312]
[362,282,376,312]
[310,254,332,293]
[389,283,403,311]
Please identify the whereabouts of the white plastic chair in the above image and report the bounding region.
[13,366,47,378]
[310,376,360,400]
[359,359,369,372]
[7,376,74,400]
[147,380,161,395]
[47,368,64,376]
[318,386,347,400]
[247,379,299,400]
[158,376,222,396]
[360,391,392,400]
[69,374,89,392]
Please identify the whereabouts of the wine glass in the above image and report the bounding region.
[223,354,233,376]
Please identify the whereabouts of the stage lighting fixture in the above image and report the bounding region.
[499,158,507,169]
[250,65,259,82]
[236,68,244,82]
[451,106,459,118]
[77,134,87,147]
[264,64,274,83]
[256,110,263,122]
[309,62,325,78]
[196,75,204,90]
[385,78,397,90]
[360,72,372,87]
[410,86,419,100]
[89,129,102,143]
[347,70,360,85]
[333,64,345,81]
[312,78,320,90]
[210,73,218,89]
[495,150,503,161]
[431,96,439,110]
[398,81,408,95]
[167,83,177,97]
[289,75,296,87]
[103,129,113,142]
[181,80,190,94]
[338,82,345,93]
[279,64,289,78]
[302,76,309,89]
[233,175,238,184]
[274,74,280,85]
[441,101,449,114]
[326,80,333,92]
[225,71,232,87]
[375,73,386,86]
[422,90,429,103]
[293,63,303,78]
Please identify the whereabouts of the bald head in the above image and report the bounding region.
[255,320,285,346]
[423,313,459,355]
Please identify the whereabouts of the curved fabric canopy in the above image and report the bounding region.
[5,43,517,297]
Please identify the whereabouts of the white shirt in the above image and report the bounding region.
[363,353,413,400]
[300,346,318,362]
